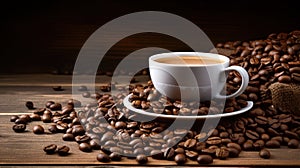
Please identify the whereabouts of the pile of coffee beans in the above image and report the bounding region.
[10,30,300,165]
[128,82,248,115]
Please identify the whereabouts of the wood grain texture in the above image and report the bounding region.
[0,74,300,166]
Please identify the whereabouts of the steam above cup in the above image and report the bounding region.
[149,52,249,101]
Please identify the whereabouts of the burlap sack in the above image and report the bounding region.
[269,82,300,116]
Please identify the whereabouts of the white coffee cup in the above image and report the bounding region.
[149,52,249,101]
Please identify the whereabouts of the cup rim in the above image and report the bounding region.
[149,52,229,67]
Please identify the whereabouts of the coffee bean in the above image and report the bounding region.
[265,140,280,148]
[215,147,229,159]
[12,124,26,133]
[72,125,85,136]
[10,115,19,122]
[185,150,198,160]
[227,142,241,152]
[75,135,90,143]
[255,116,268,125]
[97,153,110,162]
[109,152,122,161]
[278,75,291,83]
[57,146,70,156]
[79,143,92,152]
[253,140,265,150]
[151,150,164,160]
[243,141,253,151]
[245,130,259,140]
[52,86,64,91]
[227,147,240,158]
[174,154,186,165]
[206,137,222,145]
[62,133,74,141]
[43,144,57,154]
[136,154,148,164]
[197,154,213,164]
[164,147,175,160]
[42,114,52,123]
[288,139,299,148]
[184,139,197,149]
[259,148,271,159]
[25,101,34,109]
[89,139,101,150]
[82,92,91,98]
[50,103,62,110]
[33,125,44,134]
[30,114,41,121]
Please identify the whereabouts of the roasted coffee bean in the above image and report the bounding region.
[150,150,164,160]
[197,154,213,164]
[30,114,41,121]
[245,130,259,140]
[185,150,198,160]
[97,153,110,162]
[164,147,175,160]
[15,118,27,125]
[82,92,91,98]
[243,141,253,151]
[259,148,271,159]
[133,148,145,156]
[72,125,85,136]
[42,114,52,123]
[227,143,241,152]
[206,137,222,145]
[227,147,240,158]
[136,154,148,164]
[174,148,185,154]
[33,125,44,134]
[109,152,122,161]
[10,115,19,122]
[62,133,75,141]
[50,103,62,111]
[75,135,90,143]
[43,144,57,154]
[265,140,280,148]
[25,101,34,109]
[52,86,64,91]
[215,147,229,159]
[255,116,268,125]
[278,75,291,83]
[288,139,299,148]
[184,139,197,149]
[57,146,70,156]
[12,124,26,133]
[79,143,92,152]
[115,121,127,129]
[174,154,186,165]
[253,140,265,150]
[89,139,101,150]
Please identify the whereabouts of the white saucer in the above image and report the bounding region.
[123,94,253,120]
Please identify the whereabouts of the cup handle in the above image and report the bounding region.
[215,66,249,99]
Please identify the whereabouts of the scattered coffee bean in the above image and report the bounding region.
[78,85,88,91]
[57,146,70,156]
[25,101,34,109]
[97,153,110,162]
[10,115,19,122]
[174,154,186,165]
[197,154,213,164]
[12,124,26,133]
[109,152,122,161]
[136,154,148,164]
[52,86,64,91]
[43,144,57,154]
[79,143,92,152]
[48,125,58,133]
[259,148,271,159]
[33,125,44,134]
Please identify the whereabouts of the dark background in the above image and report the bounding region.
[1,1,299,74]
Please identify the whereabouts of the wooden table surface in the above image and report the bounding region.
[1,74,300,166]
